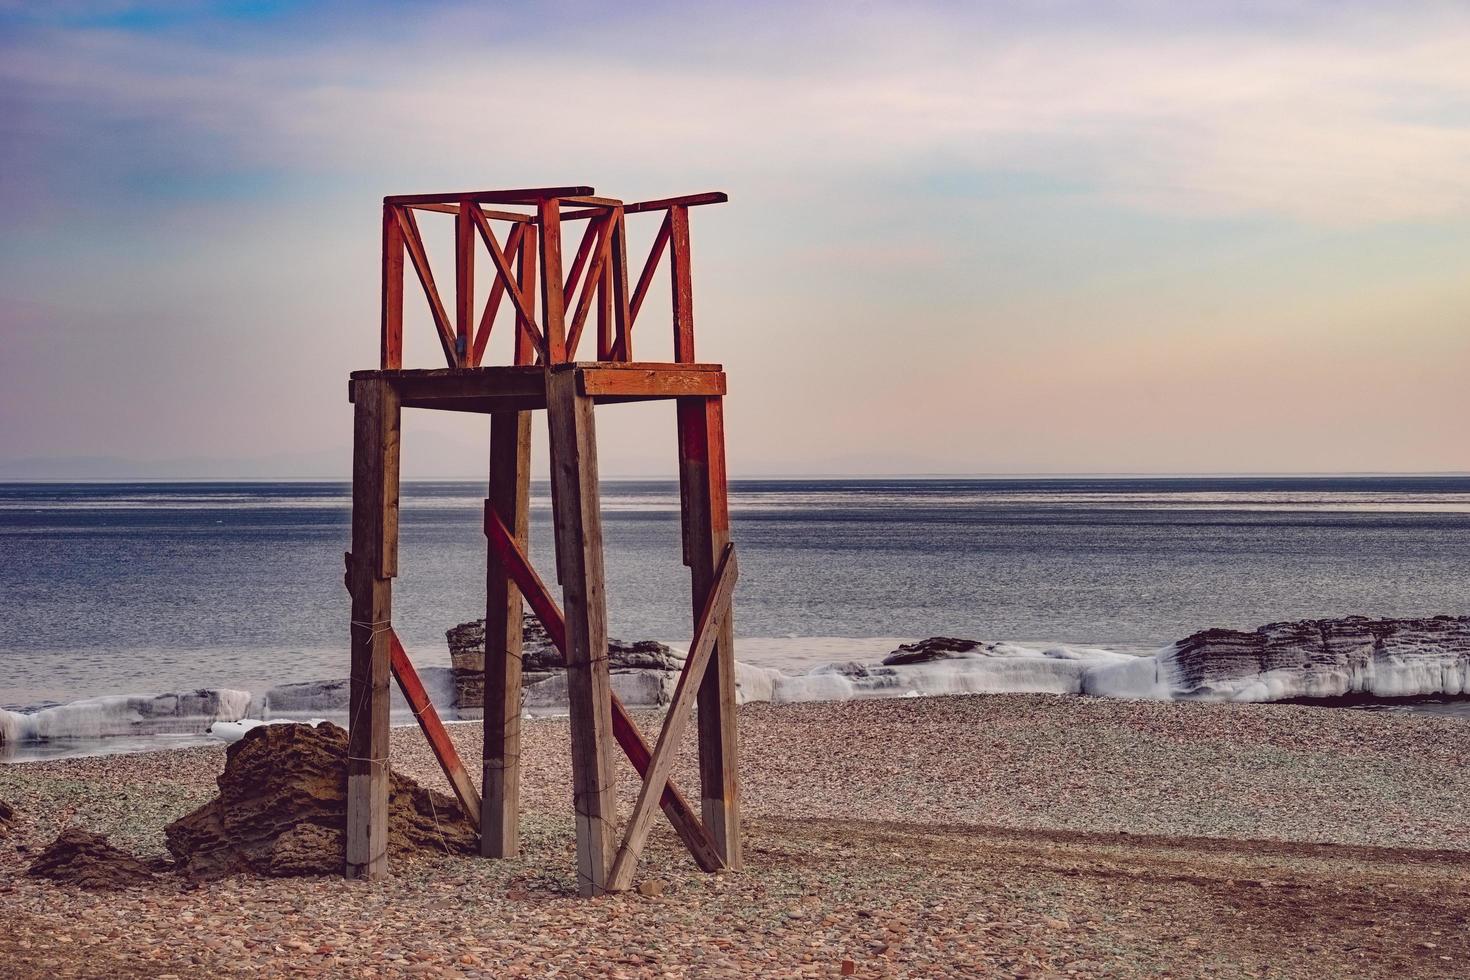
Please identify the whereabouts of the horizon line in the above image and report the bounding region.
[3,470,1469,484]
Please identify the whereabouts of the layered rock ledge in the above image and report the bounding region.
[166,722,475,877]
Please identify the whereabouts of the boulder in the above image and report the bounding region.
[165,722,475,878]
[449,614,683,711]
[27,828,155,889]
[883,636,984,666]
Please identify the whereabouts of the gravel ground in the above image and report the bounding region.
[1,693,1468,977]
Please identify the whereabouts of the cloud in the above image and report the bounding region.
[5,2,1470,224]
[2,2,1468,476]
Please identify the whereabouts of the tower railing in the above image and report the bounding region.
[378,187,727,369]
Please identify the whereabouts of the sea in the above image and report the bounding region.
[2,476,1469,718]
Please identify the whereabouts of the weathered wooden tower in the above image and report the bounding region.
[344,186,740,896]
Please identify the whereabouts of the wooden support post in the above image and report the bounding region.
[677,394,741,868]
[669,205,694,362]
[516,223,538,366]
[545,367,616,896]
[482,409,532,858]
[381,205,403,369]
[538,199,567,364]
[610,210,632,361]
[455,198,474,364]
[346,378,400,879]
[596,254,613,360]
[341,552,480,831]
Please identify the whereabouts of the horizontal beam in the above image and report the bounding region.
[579,366,726,399]
[385,186,595,206]
[351,365,725,410]
[352,367,546,404]
[561,195,624,208]
[408,203,533,223]
[625,192,728,214]
[563,192,728,223]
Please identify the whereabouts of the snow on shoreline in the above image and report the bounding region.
[4,617,1468,753]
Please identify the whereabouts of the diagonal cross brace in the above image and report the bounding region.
[484,503,725,873]
[607,542,736,891]
[344,553,482,831]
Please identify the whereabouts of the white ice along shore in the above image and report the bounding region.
[0,689,252,746]
[2,615,1467,748]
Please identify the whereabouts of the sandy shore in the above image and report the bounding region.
[2,694,1468,977]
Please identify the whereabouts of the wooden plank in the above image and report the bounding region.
[569,361,723,372]
[472,223,524,366]
[676,394,741,868]
[564,210,617,359]
[346,379,400,880]
[483,500,723,873]
[409,203,532,222]
[628,212,671,328]
[366,365,547,403]
[390,629,481,828]
[669,205,694,362]
[516,223,538,366]
[385,186,594,206]
[394,206,459,367]
[561,195,624,207]
[596,246,613,360]
[469,206,543,352]
[380,205,404,370]
[544,369,616,895]
[455,199,474,363]
[625,191,728,215]
[538,200,567,363]
[608,544,737,890]
[609,211,632,360]
[579,366,726,399]
[483,410,532,858]
[561,217,601,303]
[398,395,543,414]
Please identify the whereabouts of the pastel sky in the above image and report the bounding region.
[2,1,1467,477]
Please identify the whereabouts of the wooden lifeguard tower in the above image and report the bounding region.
[344,186,739,896]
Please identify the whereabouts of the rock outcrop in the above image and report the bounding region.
[881,617,1470,704]
[449,614,683,712]
[165,722,475,878]
[27,828,156,889]
[883,637,984,666]
[1160,615,1470,701]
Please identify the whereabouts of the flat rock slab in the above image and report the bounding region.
[27,827,155,889]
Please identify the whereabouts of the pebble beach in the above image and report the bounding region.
[2,694,1469,978]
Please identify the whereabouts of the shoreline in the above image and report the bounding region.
[2,693,1468,976]
[6,613,1470,761]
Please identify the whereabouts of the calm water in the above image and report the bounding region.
[2,477,1468,708]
